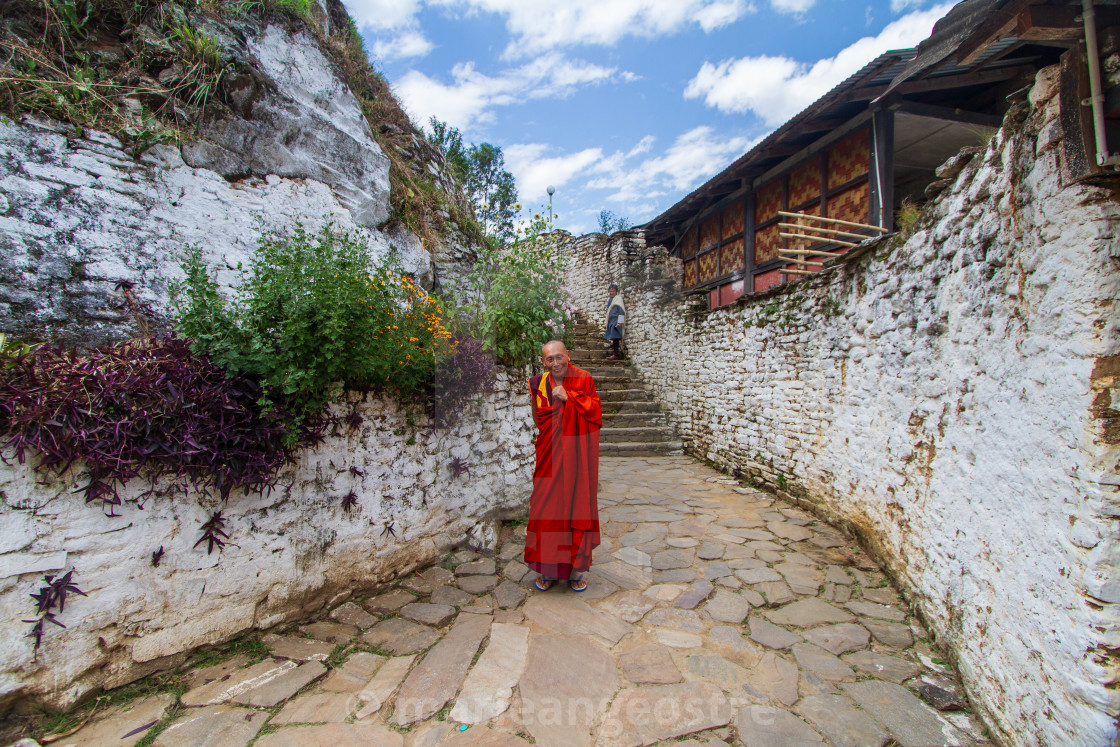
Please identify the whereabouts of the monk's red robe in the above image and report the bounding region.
[523,364,602,579]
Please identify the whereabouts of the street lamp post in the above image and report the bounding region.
[546,185,555,229]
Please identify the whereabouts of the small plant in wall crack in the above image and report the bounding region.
[151,546,165,567]
[450,456,472,479]
[340,490,360,514]
[195,510,229,555]
[23,569,86,655]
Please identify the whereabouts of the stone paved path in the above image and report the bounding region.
[50,457,988,747]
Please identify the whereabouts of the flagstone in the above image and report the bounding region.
[735,705,824,747]
[766,598,853,627]
[713,533,747,545]
[673,589,709,609]
[669,520,708,537]
[703,590,752,624]
[802,623,870,655]
[708,625,765,668]
[646,583,685,602]
[180,658,297,707]
[421,566,455,586]
[330,601,377,629]
[715,576,742,589]
[365,589,416,614]
[704,562,733,581]
[754,581,796,606]
[520,634,619,747]
[821,583,853,603]
[232,661,326,707]
[321,652,383,692]
[451,622,530,724]
[652,549,693,570]
[728,558,768,571]
[614,546,652,567]
[268,636,335,662]
[500,542,522,561]
[667,537,700,548]
[862,587,902,605]
[301,621,358,644]
[862,618,914,649]
[58,693,172,747]
[843,681,968,747]
[655,568,699,583]
[503,559,531,581]
[598,682,732,747]
[458,575,499,594]
[185,655,250,690]
[655,628,704,648]
[824,566,852,585]
[741,652,801,707]
[524,594,633,644]
[494,579,528,609]
[796,694,890,747]
[401,602,457,627]
[620,645,682,684]
[440,727,532,746]
[592,560,653,590]
[767,522,814,542]
[698,542,725,560]
[363,618,440,655]
[791,643,856,682]
[254,723,404,747]
[598,590,658,622]
[647,607,704,632]
[271,692,354,724]
[620,527,667,546]
[844,650,923,683]
[153,705,267,747]
[430,584,474,607]
[457,558,497,575]
[735,568,782,585]
[392,613,491,725]
[846,600,907,622]
[748,618,803,650]
[354,654,416,718]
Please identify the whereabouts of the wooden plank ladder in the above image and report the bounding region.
[776,211,888,277]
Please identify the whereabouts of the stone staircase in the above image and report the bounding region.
[568,316,683,457]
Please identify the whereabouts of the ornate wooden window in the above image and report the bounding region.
[681,198,746,291]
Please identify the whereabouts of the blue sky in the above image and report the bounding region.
[341,0,955,234]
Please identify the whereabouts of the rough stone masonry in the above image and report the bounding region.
[560,64,1119,746]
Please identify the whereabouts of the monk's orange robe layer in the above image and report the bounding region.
[523,364,602,579]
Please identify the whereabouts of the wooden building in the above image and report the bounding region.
[643,0,1120,308]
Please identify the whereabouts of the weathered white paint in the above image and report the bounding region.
[561,67,1120,746]
[0,379,534,710]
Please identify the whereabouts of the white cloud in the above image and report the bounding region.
[429,0,756,58]
[394,54,630,130]
[587,126,758,204]
[770,0,815,13]
[891,0,926,11]
[342,0,423,31]
[371,30,435,60]
[505,144,605,203]
[684,4,953,125]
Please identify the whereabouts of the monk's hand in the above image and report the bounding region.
[552,385,568,403]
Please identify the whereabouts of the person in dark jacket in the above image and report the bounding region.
[604,284,625,360]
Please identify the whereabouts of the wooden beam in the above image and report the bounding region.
[956,0,1034,66]
[891,100,1003,129]
[864,64,1036,100]
[1016,6,1085,44]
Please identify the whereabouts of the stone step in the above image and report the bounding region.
[600,388,654,404]
[600,427,677,444]
[595,378,636,392]
[584,366,635,379]
[599,441,684,457]
[603,412,666,427]
[602,401,660,414]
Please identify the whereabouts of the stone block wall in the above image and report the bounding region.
[0,373,534,711]
[561,67,1119,745]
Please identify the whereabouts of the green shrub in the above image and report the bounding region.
[450,242,574,367]
[171,223,455,421]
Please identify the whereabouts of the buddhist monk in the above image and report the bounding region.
[524,340,602,591]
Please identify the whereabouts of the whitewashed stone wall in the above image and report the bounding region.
[0,374,534,711]
[562,67,1120,746]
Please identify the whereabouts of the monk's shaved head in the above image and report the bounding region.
[542,340,567,357]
